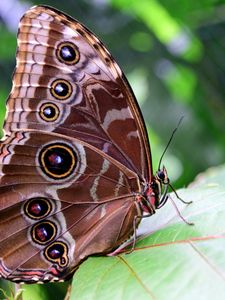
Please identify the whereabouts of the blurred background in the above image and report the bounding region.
[0,0,224,188]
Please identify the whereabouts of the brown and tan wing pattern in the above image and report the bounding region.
[0,5,151,283]
[0,131,139,282]
[4,5,152,182]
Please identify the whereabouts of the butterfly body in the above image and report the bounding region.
[0,5,164,283]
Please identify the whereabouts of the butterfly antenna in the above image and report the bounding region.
[158,116,184,171]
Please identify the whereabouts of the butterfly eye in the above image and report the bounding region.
[45,241,68,267]
[50,79,73,100]
[32,221,57,245]
[56,42,79,65]
[39,143,77,179]
[24,198,52,220]
[157,168,169,184]
[40,103,60,122]
[157,170,165,181]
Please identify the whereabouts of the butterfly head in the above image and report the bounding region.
[152,165,170,210]
[151,118,184,211]
[139,166,170,214]
[156,165,169,185]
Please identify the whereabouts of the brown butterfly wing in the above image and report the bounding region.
[5,5,152,180]
[0,5,152,282]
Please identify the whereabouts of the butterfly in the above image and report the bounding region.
[0,5,174,284]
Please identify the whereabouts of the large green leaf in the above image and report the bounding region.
[70,164,225,300]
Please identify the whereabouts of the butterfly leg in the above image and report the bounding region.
[169,183,192,205]
[159,184,193,225]
[126,213,153,254]
[169,194,194,226]
[157,183,169,209]
[126,195,193,255]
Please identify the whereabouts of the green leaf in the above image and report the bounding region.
[70,164,225,300]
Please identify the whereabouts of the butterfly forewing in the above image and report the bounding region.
[5,5,152,180]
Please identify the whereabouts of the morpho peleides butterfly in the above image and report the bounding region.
[0,5,188,284]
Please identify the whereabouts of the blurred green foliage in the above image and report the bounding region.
[0,0,224,298]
